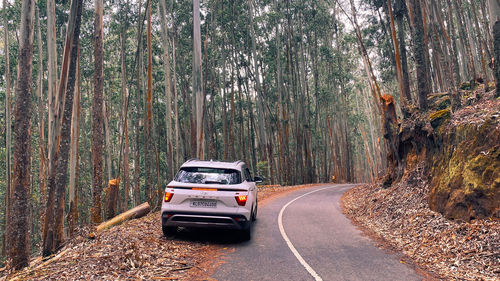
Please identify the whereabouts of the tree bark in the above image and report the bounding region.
[145,0,154,201]
[159,0,174,179]
[408,0,431,110]
[119,24,130,212]
[193,0,205,159]
[46,0,57,174]
[91,0,104,224]
[490,0,500,97]
[8,0,35,269]
[105,179,119,219]
[68,51,81,237]
[42,0,83,257]
[2,0,12,259]
[387,0,411,104]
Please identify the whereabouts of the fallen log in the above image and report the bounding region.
[91,202,150,236]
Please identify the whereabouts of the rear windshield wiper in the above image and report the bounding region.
[204,180,228,184]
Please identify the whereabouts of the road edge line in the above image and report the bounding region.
[278,186,335,281]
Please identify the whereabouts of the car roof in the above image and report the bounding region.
[180,159,246,170]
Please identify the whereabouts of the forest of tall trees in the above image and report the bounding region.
[0,0,498,270]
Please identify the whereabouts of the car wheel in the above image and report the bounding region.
[241,225,251,241]
[162,225,177,237]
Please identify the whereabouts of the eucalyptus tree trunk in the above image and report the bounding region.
[120,28,130,211]
[159,0,174,179]
[47,0,57,174]
[470,0,490,86]
[453,0,477,82]
[394,0,411,104]
[91,0,104,224]
[172,34,181,168]
[2,0,12,258]
[387,0,411,104]
[68,54,81,237]
[134,0,144,206]
[407,0,431,110]
[145,0,154,201]
[42,0,83,257]
[248,0,270,181]
[35,5,47,244]
[445,0,461,84]
[490,0,500,97]
[8,0,34,269]
[42,0,57,246]
[103,101,112,182]
[193,0,205,159]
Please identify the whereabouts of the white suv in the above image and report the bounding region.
[161,159,261,240]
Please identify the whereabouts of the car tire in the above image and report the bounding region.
[241,226,251,241]
[251,202,258,221]
[162,225,177,237]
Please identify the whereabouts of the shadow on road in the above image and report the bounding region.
[162,225,256,245]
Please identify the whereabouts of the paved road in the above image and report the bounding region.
[211,184,421,281]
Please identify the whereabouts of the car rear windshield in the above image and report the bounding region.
[175,167,241,184]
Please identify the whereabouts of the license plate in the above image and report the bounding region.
[190,199,217,208]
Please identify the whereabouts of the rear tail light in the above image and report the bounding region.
[235,195,248,206]
[164,192,174,202]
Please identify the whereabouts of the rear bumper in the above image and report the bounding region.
[162,211,250,230]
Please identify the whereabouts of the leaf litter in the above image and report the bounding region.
[342,162,499,280]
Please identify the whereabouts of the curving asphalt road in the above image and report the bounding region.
[211,184,422,281]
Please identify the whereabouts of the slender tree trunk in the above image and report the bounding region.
[408,0,431,109]
[395,0,411,105]
[35,5,48,248]
[145,0,154,201]
[173,35,181,168]
[91,0,104,224]
[193,0,205,159]
[120,27,131,211]
[470,0,490,86]
[42,0,83,257]
[159,0,174,179]
[445,0,462,84]
[490,0,500,97]
[68,51,81,237]
[249,0,270,181]
[388,0,411,104]
[47,0,57,174]
[103,101,112,182]
[454,0,477,82]
[134,0,144,206]
[2,0,12,258]
[8,0,35,269]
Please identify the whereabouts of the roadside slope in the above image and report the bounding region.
[342,88,500,280]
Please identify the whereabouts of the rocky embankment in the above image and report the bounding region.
[343,85,500,280]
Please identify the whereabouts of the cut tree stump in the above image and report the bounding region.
[91,202,151,236]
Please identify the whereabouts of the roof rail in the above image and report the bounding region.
[186,158,199,162]
[233,160,243,165]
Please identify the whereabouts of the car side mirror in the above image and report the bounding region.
[253,176,263,183]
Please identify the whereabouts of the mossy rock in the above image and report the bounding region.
[429,120,500,221]
[429,109,451,129]
[427,93,451,110]
[460,81,472,90]
[435,96,451,110]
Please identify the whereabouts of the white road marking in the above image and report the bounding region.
[278,186,335,281]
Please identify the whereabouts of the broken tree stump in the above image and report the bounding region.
[105,178,119,220]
